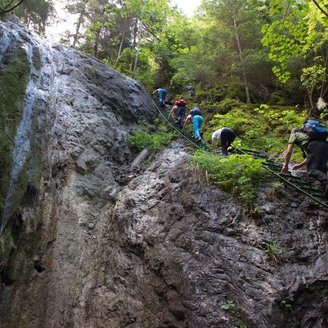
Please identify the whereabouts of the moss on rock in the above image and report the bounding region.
[0,44,30,214]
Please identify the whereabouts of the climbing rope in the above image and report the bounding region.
[153,99,328,209]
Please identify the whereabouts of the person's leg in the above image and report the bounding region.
[177,107,185,128]
[192,116,201,139]
[193,118,199,139]
[193,116,203,140]
[226,129,236,152]
[307,141,328,188]
[220,129,236,155]
[220,129,229,155]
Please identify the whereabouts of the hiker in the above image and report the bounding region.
[280,126,328,193]
[153,87,167,108]
[183,107,203,142]
[211,127,236,155]
[169,99,186,128]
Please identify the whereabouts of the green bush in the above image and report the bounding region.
[265,241,283,263]
[221,300,236,312]
[204,102,307,162]
[191,151,267,207]
[129,129,177,152]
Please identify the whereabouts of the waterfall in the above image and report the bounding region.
[0,23,17,66]
[0,24,53,233]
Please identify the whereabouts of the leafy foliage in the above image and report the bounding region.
[265,241,283,263]
[262,0,328,111]
[129,127,177,152]
[0,0,25,15]
[221,299,237,312]
[205,101,306,161]
[189,99,314,207]
[14,0,54,34]
[32,0,327,110]
[191,151,267,207]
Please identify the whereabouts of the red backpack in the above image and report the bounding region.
[175,99,187,106]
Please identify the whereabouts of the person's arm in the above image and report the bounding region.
[292,159,307,170]
[280,143,294,174]
[211,138,216,150]
[169,105,176,119]
[183,116,190,130]
[152,89,157,94]
[182,118,188,130]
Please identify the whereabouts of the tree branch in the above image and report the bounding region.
[311,0,328,17]
[0,0,25,14]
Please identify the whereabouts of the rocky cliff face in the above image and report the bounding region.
[0,21,327,328]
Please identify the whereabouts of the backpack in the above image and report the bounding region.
[175,99,186,107]
[190,107,202,116]
[302,119,328,141]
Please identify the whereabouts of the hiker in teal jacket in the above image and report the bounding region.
[184,107,203,142]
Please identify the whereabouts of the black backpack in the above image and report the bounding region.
[302,119,328,141]
[190,107,202,116]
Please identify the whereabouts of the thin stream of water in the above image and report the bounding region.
[0,24,53,233]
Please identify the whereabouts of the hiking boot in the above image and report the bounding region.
[196,138,202,143]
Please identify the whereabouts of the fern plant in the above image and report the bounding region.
[191,151,267,207]
[129,129,177,152]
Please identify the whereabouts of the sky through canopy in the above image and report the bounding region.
[172,0,201,17]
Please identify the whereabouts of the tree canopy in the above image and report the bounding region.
[0,0,25,15]
[3,0,328,112]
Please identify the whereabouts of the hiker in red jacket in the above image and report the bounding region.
[169,99,187,129]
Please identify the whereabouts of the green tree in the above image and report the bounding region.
[168,0,272,102]
[14,0,54,34]
[72,0,172,87]
[65,0,89,47]
[262,0,328,113]
[311,0,328,17]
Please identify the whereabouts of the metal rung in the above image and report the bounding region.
[263,162,282,168]
[281,174,305,181]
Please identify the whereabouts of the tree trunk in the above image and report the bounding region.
[132,48,140,76]
[0,0,25,15]
[307,88,315,115]
[233,16,251,103]
[93,28,101,58]
[72,0,87,48]
[115,29,126,67]
[130,17,139,71]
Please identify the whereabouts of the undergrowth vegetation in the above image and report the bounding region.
[129,123,177,152]
[191,151,267,208]
[189,100,311,207]
[203,101,307,163]
[131,100,313,208]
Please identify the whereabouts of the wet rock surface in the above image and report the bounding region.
[0,21,327,328]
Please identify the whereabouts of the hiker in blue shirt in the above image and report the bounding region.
[153,87,167,108]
